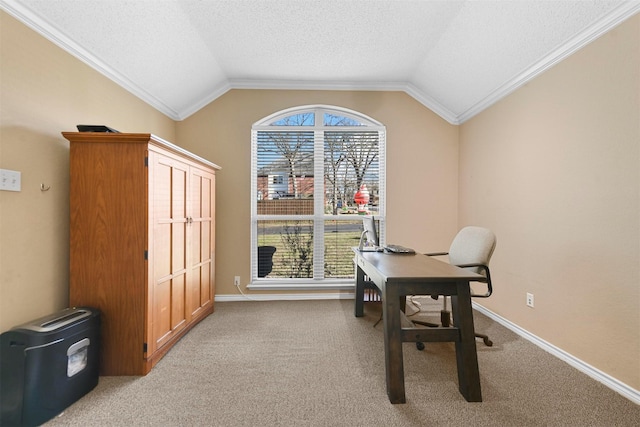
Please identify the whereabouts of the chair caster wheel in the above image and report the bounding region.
[416,342,425,351]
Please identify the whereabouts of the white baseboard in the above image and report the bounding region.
[215,292,354,302]
[214,292,639,405]
[472,302,640,405]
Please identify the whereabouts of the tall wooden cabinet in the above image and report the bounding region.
[64,132,220,375]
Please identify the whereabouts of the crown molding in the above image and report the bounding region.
[176,81,233,120]
[228,78,407,92]
[3,0,638,125]
[456,1,640,124]
[403,83,460,124]
[0,0,183,120]
[220,79,461,125]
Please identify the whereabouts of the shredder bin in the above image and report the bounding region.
[0,307,100,427]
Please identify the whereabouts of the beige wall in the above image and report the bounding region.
[459,15,639,389]
[1,8,638,394]
[175,89,460,296]
[0,12,175,331]
[1,11,460,328]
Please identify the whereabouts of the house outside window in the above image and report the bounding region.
[251,105,386,287]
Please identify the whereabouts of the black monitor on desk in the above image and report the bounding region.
[358,216,380,251]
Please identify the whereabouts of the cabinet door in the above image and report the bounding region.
[149,151,189,352]
[187,166,216,318]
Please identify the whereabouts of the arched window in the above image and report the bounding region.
[250,105,386,288]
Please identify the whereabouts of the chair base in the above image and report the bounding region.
[413,310,493,348]
[475,332,493,347]
[412,310,450,328]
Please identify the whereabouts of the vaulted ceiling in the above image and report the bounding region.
[2,1,638,124]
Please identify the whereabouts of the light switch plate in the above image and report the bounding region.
[0,169,21,191]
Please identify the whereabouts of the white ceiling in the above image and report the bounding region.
[2,0,639,124]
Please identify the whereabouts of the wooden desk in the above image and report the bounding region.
[353,249,483,404]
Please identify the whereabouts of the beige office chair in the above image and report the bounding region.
[413,226,496,347]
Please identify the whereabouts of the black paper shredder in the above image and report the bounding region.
[0,307,100,426]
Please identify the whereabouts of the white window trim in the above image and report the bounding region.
[250,105,386,289]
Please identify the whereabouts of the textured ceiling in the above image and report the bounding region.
[2,0,639,123]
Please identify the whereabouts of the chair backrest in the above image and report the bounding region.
[448,226,496,276]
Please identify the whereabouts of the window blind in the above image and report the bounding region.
[251,106,385,284]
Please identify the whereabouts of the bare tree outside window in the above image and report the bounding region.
[252,106,385,282]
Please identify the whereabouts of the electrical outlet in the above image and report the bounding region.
[234,276,240,287]
[526,292,534,308]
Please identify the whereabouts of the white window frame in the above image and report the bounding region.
[249,105,386,290]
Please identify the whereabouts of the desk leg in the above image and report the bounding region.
[451,281,482,402]
[382,282,406,404]
[354,265,365,317]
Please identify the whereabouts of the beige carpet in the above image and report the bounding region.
[45,299,638,426]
